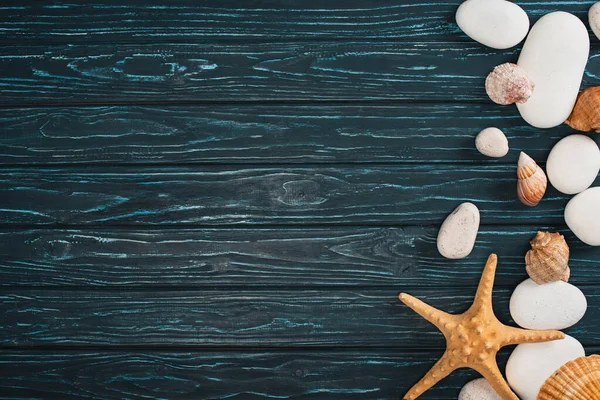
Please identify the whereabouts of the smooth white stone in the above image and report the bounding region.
[510,279,587,330]
[459,378,503,400]
[506,335,585,400]
[565,187,600,246]
[590,2,600,40]
[456,0,529,49]
[475,127,509,158]
[517,12,590,128]
[437,202,480,259]
[547,134,600,194]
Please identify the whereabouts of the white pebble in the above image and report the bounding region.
[475,127,509,158]
[456,0,529,49]
[510,279,587,330]
[589,2,600,40]
[437,202,480,259]
[517,12,589,128]
[547,134,600,195]
[506,335,585,400]
[459,378,503,400]
[565,187,600,246]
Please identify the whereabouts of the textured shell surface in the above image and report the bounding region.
[538,355,600,400]
[526,231,570,284]
[565,86,600,132]
[517,152,547,207]
[485,63,534,105]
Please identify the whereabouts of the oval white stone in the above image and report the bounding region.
[565,187,600,246]
[456,0,529,49]
[459,378,502,400]
[510,279,587,330]
[589,2,600,40]
[475,127,509,158]
[517,12,590,128]
[547,134,600,194]
[506,335,585,400]
[437,202,480,259]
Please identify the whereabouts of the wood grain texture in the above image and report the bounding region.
[2,227,599,288]
[0,0,594,43]
[0,165,589,226]
[2,288,598,348]
[1,41,599,105]
[0,350,525,400]
[0,104,589,165]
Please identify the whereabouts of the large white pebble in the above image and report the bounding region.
[456,0,529,49]
[547,135,600,194]
[590,2,600,40]
[475,127,509,158]
[459,378,502,400]
[565,187,600,246]
[437,202,480,259]
[517,12,590,128]
[506,335,585,400]
[510,279,587,330]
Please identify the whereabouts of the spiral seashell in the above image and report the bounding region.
[538,355,600,400]
[485,63,535,105]
[525,231,570,284]
[517,152,547,207]
[565,86,600,132]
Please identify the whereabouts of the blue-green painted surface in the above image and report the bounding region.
[0,1,599,399]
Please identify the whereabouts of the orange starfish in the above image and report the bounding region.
[398,254,564,400]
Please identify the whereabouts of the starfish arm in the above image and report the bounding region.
[471,254,498,310]
[399,293,456,330]
[403,351,456,400]
[500,325,564,346]
[475,361,519,400]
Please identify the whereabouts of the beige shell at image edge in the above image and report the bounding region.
[538,355,600,400]
[485,63,534,105]
[565,86,600,132]
[525,231,570,284]
[517,152,547,207]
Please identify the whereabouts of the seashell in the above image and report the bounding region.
[485,62,535,105]
[538,355,600,400]
[525,231,570,284]
[517,152,547,207]
[565,86,600,132]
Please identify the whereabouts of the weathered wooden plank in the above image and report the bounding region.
[0,104,585,165]
[2,41,600,104]
[0,350,528,400]
[0,0,594,43]
[1,288,598,347]
[0,166,587,226]
[2,227,599,288]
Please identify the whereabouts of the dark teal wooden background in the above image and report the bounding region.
[1,1,600,399]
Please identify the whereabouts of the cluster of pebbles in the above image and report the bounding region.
[430,1,600,400]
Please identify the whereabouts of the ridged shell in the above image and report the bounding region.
[538,355,600,400]
[526,231,570,284]
[517,152,547,207]
[485,63,535,105]
[565,87,600,132]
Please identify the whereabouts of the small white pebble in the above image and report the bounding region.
[475,127,509,158]
[459,378,503,400]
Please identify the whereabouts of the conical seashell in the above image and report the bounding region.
[485,63,535,105]
[525,231,570,284]
[538,355,600,400]
[517,152,547,207]
[565,86,600,132]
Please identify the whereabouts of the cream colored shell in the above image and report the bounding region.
[517,152,547,207]
[485,63,534,105]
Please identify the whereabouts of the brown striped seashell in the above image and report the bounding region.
[485,63,535,105]
[565,86,600,132]
[517,152,547,207]
[526,231,570,284]
[537,355,600,400]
